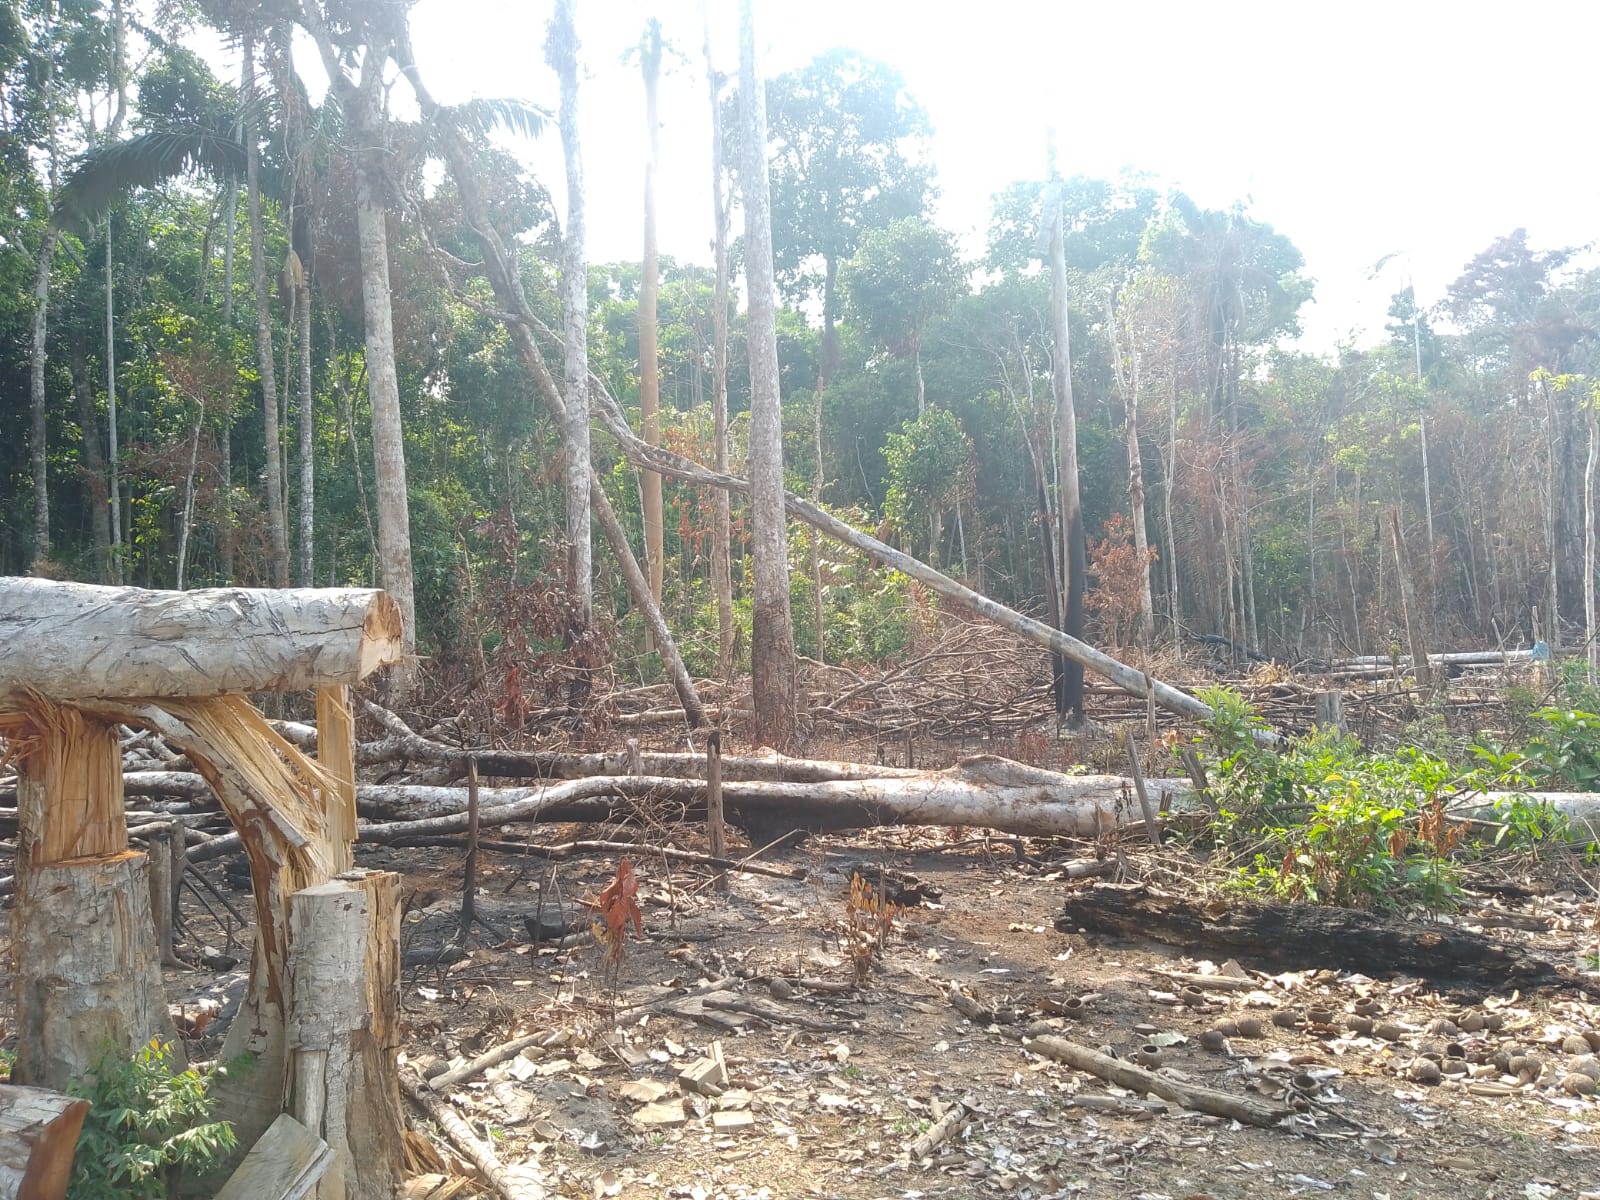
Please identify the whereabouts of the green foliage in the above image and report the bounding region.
[1194,689,1464,912]
[68,1040,236,1200]
[882,408,969,534]
[1518,706,1600,791]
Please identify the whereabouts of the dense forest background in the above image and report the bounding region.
[6,0,1599,701]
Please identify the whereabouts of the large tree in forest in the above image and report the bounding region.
[762,49,932,390]
[1045,172,1087,723]
[297,0,417,674]
[638,18,665,622]
[738,0,796,750]
[546,0,596,694]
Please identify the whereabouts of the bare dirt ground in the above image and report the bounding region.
[165,815,1600,1200]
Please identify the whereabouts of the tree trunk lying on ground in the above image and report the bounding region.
[1056,883,1584,992]
[349,757,1193,844]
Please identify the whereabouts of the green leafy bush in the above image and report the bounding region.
[1193,688,1464,912]
[68,1039,236,1200]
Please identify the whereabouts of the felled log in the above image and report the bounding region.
[1028,1035,1291,1127]
[1057,883,1573,990]
[0,1084,91,1200]
[351,757,1197,842]
[0,580,403,700]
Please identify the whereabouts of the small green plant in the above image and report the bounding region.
[1490,793,1572,850]
[68,1039,236,1200]
[1518,706,1600,791]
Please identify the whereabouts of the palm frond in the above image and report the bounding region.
[55,126,247,235]
[442,97,552,143]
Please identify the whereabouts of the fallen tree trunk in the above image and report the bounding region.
[1027,1035,1291,1128]
[1331,649,1534,670]
[0,580,403,700]
[352,757,1195,843]
[1056,883,1578,991]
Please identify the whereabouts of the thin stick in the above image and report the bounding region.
[427,1030,556,1092]
[706,729,727,893]
[402,1074,546,1199]
[1123,727,1162,845]
[458,756,479,944]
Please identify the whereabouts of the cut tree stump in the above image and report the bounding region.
[1057,883,1573,990]
[0,1084,91,1200]
[287,873,403,1200]
[0,579,406,1182]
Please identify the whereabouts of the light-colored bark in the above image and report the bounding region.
[354,759,1191,841]
[1388,508,1431,688]
[243,34,289,586]
[704,14,735,677]
[29,224,59,566]
[738,0,797,749]
[547,0,594,640]
[1108,291,1154,640]
[298,7,416,680]
[352,104,415,676]
[639,19,665,617]
[106,215,124,583]
[287,874,403,1200]
[12,852,177,1091]
[1587,397,1599,684]
[393,36,704,729]
[297,264,315,585]
[212,1114,333,1200]
[0,580,403,700]
[70,354,113,578]
[175,393,206,589]
[1047,179,1085,718]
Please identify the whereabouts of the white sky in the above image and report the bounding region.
[376,0,1598,352]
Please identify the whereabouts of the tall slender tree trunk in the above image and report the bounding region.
[296,264,314,584]
[1587,397,1599,683]
[243,33,289,586]
[1046,178,1085,723]
[105,215,123,584]
[1163,371,1181,644]
[71,353,112,576]
[30,223,59,566]
[175,396,205,589]
[704,16,735,679]
[1108,292,1154,642]
[218,174,238,581]
[639,20,665,627]
[1546,376,1562,651]
[739,0,797,749]
[546,0,595,712]
[351,78,416,675]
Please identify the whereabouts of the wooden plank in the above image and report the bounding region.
[213,1113,333,1200]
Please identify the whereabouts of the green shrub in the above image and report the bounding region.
[1193,688,1464,912]
[68,1039,236,1200]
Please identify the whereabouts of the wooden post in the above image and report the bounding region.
[706,730,727,893]
[0,1084,90,1200]
[460,758,480,941]
[287,872,403,1200]
[1122,727,1162,845]
[143,822,180,967]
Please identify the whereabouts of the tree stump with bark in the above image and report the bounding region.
[0,579,405,1195]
